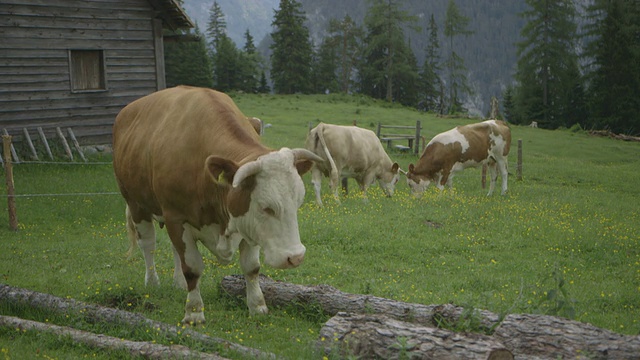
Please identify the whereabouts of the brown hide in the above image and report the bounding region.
[112,86,269,232]
[409,120,510,184]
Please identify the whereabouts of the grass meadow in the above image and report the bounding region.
[1,92,639,359]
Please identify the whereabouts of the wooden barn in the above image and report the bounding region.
[0,0,193,155]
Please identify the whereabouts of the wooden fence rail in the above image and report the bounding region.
[376,120,423,155]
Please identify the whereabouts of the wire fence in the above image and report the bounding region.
[2,135,524,230]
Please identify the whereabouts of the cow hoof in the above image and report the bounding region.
[249,305,269,315]
[145,274,160,287]
[182,312,205,326]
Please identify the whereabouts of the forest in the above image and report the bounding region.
[169,0,640,135]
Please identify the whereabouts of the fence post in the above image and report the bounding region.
[517,139,523,181]
[481,164,487,189]
[3,135,18,231]
[376,122,382,138]
[414,120,421,155]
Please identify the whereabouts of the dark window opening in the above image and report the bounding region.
[69,50,106,92]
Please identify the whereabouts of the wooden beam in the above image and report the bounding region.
[56,127,73,161]
[22,128,39,161]
[67,128,87,162]
[37,127,54,160]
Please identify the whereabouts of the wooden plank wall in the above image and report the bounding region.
[0,0,165,145]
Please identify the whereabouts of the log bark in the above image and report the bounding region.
[0,315,227,360]
[319,312,513,360]
[493,313,640,360]
[222,275,640,360]
[0,283,274,360]
[220,274,501,331]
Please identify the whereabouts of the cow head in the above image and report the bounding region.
[206,148,322,269]
[377,162,401,197]
[406,163,431,196]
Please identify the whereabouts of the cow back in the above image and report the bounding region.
[113,86,268,223]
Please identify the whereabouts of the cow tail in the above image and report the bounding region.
[317,125,339,182]
[125,205,137,258]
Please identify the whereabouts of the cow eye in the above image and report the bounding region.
[263,207,276,216]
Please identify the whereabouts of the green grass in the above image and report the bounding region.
[1,92,639,359]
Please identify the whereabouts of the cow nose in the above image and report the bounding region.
[287,253,305,267]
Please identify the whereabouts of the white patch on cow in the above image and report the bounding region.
[227,148,306,269]
[187,223,238,265]
[432,128,470,153]
[407,177,431,196]
[134,219,160,287]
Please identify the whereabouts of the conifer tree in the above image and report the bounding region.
[311,39,340,94]
[326,15,364,94]
[164,25,213,88]
[514,0,581,128]
[206,1,241,92]
[359,0,420,105]
[238,29,261,93]
[270,0,313,94]
[444,0,473,114]
[584,0,640,134]
[419,14,443,113]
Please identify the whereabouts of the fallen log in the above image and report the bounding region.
[494,313,640,360]
[319,312,514,360]
[0,283,274,360]
[222,275,640,360]
[220,274,501,331]
[0,315,228,360]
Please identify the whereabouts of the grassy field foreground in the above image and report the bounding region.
[0,92,639,359]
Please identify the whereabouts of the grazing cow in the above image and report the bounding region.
[406,120,511,196]
[112,86,322,324]
[305,123,400,206]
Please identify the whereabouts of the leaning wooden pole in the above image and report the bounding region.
[516,139,522,181]
[2,135,18,231]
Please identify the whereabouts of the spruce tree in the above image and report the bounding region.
[359,0,420,105]
[270,0,313,94]
[514,0,581,128]
[326,15,364,94]
[444,0,473,114]
[312,39,340,94]
[584,0,640,134]
[164,25,213,88]
[206,1,241,92]
[238,29,261,93]
[418,14,443,113]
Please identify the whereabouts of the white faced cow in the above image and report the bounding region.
[112,86,322,324]
[406,120,511,196]
[305,123,400,206]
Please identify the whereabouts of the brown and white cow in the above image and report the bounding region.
[406,120,511,196]
[112,86,322,324]
[305,123,400,206]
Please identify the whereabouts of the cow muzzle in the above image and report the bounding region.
[264,245,306,269]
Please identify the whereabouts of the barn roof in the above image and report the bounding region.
[148,0,194,30]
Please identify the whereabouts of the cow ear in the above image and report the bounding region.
[205,156,239,185]
[295,160,314,176]
[408,163,415,173]
[391,162,399,173]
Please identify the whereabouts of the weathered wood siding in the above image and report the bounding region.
[0,0,167,145]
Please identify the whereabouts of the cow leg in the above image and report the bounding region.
[311,166,324,206]
[239,239,268,315]
[171,245,187,290]
[329,169,341,203]
[498,158,508,195]
[166,222,206,324]
[487,161,498,196]
[127,206,160,287]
